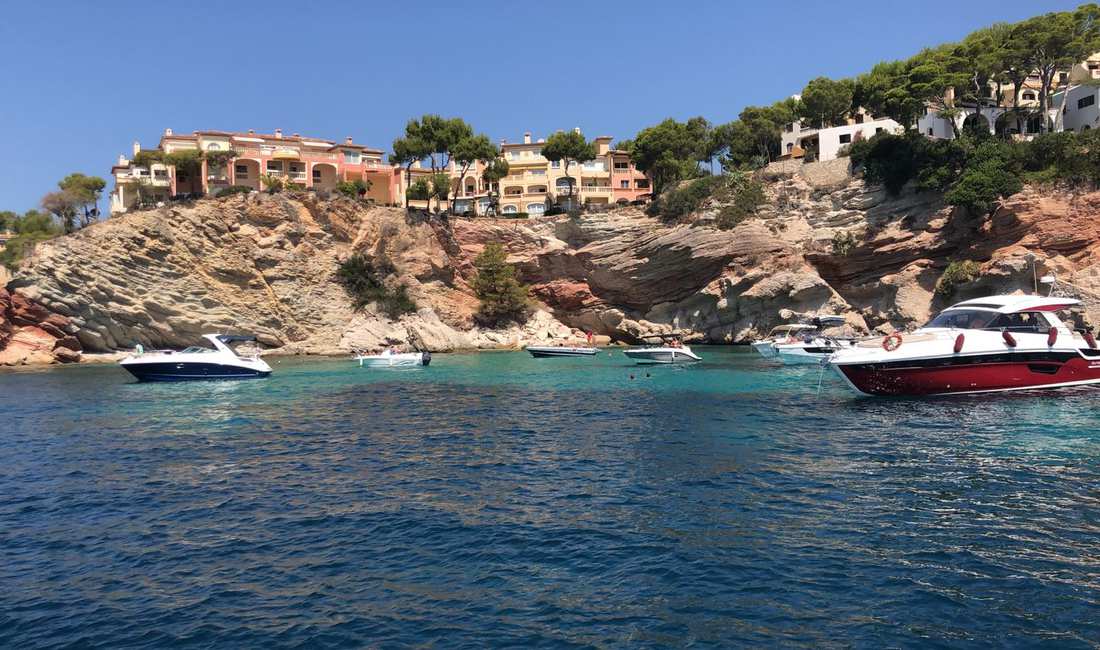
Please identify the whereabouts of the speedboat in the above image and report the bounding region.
[828,294,1100,396]
[775,336,856,365]
[355,348,431,367]
[751,324,817,358]
[526,345,598,358]
[755,316,855,364]
[119,334,271,381]
[623,335,702,364]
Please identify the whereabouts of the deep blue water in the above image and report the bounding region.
[2,348,1099,648]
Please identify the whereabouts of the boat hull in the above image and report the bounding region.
[832,350,1100,396]
[751,341,778,358]
[623,349,701,364]
[776,346,839,365]
[527,346,598,358]
[121,361,271,382]
[357,352,430,367]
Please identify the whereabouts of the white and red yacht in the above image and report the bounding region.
[829,295,1100,396]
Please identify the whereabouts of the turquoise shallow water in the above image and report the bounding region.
[2,347,1099,648]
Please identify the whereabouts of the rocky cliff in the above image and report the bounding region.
[4,159,1100,364]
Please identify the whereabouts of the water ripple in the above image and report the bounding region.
[1,349,1098,648]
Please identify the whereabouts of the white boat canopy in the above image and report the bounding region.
[946,295,1081,314]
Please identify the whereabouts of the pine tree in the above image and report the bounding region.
[471,243,529,325]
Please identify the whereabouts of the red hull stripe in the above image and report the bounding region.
[837,355,1100,396]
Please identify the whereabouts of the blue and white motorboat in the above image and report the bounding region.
[119,334,271,381]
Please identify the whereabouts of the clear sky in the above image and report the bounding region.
[0,0,1082,213]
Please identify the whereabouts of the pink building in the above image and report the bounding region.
[111,128,400,213]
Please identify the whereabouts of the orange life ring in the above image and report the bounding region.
[883,333,903,352]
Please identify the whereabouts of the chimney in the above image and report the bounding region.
[345,136,353,144]
[500,138,507,145]
[164,127,173,136]
[523,132,531,144]
[118,154,127,165]
[537,138,545,144]
[248,129,255,135]
[132,141,141,156]
[573,127,581,134]
[275,128,283,139]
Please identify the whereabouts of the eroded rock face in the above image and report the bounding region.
[8,166,1100,358]
[0,287,81,365]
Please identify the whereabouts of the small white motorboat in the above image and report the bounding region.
[751,324,817,358]
[355,348,431,367]
[526,345,598,358]
[119,334,272,381]
[623,335,702,364]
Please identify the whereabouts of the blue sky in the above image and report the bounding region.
[0,0,1081,213]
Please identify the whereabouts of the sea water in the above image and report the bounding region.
[1,348,1098,647]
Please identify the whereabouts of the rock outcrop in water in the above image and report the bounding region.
[5,158,1100,361]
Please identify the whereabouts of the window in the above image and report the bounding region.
[838,133,852,144]
[1090,63,1100,70]
[875,127,884,134]
[928,127,934,136]
[527,203,545,214]
[620,180,630,188]
[854,114,864,124]
[502,205,518,214]
[1079,94,1096,110]
[923,309,999,330]
[987,312,1048,333]
[550,160,560,168]
[785,123,794,132]
[1022,91,1036,101]
[235,164,249,177]
[266,161,282,172]
[636,180,649,189]
[1060,72,1069,82]
[312,168,322,182]
[343,150,360,164]
[153,169,167,178]
[507,151,516,160]
[206,142,222,150]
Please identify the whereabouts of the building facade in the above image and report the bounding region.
[444,130,650,216]
[110,128,399,214]
[781,112,903,162]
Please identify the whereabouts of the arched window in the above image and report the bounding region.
[502,205,518,214]
[527,203,545,214]
[1022,91,1036,101]
[206,142,223,150]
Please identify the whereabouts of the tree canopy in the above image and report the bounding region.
[800,77,855,128]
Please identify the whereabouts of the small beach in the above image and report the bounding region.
[3,349,1098,647]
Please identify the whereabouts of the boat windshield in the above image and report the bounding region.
[180,346,215,354]
[923,309,1051,332]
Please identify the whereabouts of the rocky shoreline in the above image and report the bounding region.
[4,159,1099,367]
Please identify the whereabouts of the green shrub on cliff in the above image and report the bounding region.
[0,209,60,269]
[336,254,416,318]
[713,172,765,230]
[831,230,859,256]
[944,140,1023,216]
[935,260,981,297]
[654,175,724,221]
[336,179,371,199]
[216,185,253,198]
[472,243,529,326]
